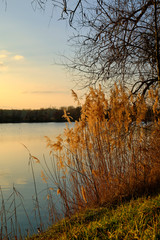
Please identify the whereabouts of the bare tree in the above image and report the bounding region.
[33,0,160,94]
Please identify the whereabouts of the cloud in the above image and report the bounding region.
[32,91,57,94]
[0,61,8,71]
[22,90,68,95]
[0,50,11,60]
[0,50,24,60]
[0,54,7,59]
[13,55,25,61]
[0,50,11,55]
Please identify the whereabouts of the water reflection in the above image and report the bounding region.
[0,123,66,188]
[0,122,68,237]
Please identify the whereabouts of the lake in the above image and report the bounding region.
[0,122,69,238]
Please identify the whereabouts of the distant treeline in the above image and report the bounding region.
[0,105,156,124]
[0,106,81,123]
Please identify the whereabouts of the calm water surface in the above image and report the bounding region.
[0,122,69,236]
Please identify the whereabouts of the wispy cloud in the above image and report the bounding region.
[0,61,8,71]
[22,90,68,95]
[0,54,8,59]
[13,55,24,61]
[0,50,25,72]
[0,50,25,61]
[0,50,11,56]
[0,50,10,69]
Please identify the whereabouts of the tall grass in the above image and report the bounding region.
[44,84,160,217]
[0,185,31,240]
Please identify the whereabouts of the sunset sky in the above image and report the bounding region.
[0,0,77,109]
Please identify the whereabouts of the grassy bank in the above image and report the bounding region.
[27,193,160,240]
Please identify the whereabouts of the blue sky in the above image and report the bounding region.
[0,0,77,109]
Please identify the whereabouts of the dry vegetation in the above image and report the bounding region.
[42,84,160,217]
[1,85,160,240]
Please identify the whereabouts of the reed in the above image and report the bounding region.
[0,185,29,240]
[44,84,160,216]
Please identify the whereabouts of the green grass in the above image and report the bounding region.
[27,194,160,240]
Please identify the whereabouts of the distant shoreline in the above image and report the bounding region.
[0,107,81,123]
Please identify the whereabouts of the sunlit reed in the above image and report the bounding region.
[45,84,160,216]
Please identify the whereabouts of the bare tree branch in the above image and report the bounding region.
[30,0,160,94]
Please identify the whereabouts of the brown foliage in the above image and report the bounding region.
[45,85,160,216]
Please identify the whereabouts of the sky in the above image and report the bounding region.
[0,0,77,109]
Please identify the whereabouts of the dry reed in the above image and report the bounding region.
[45,84,160,216]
